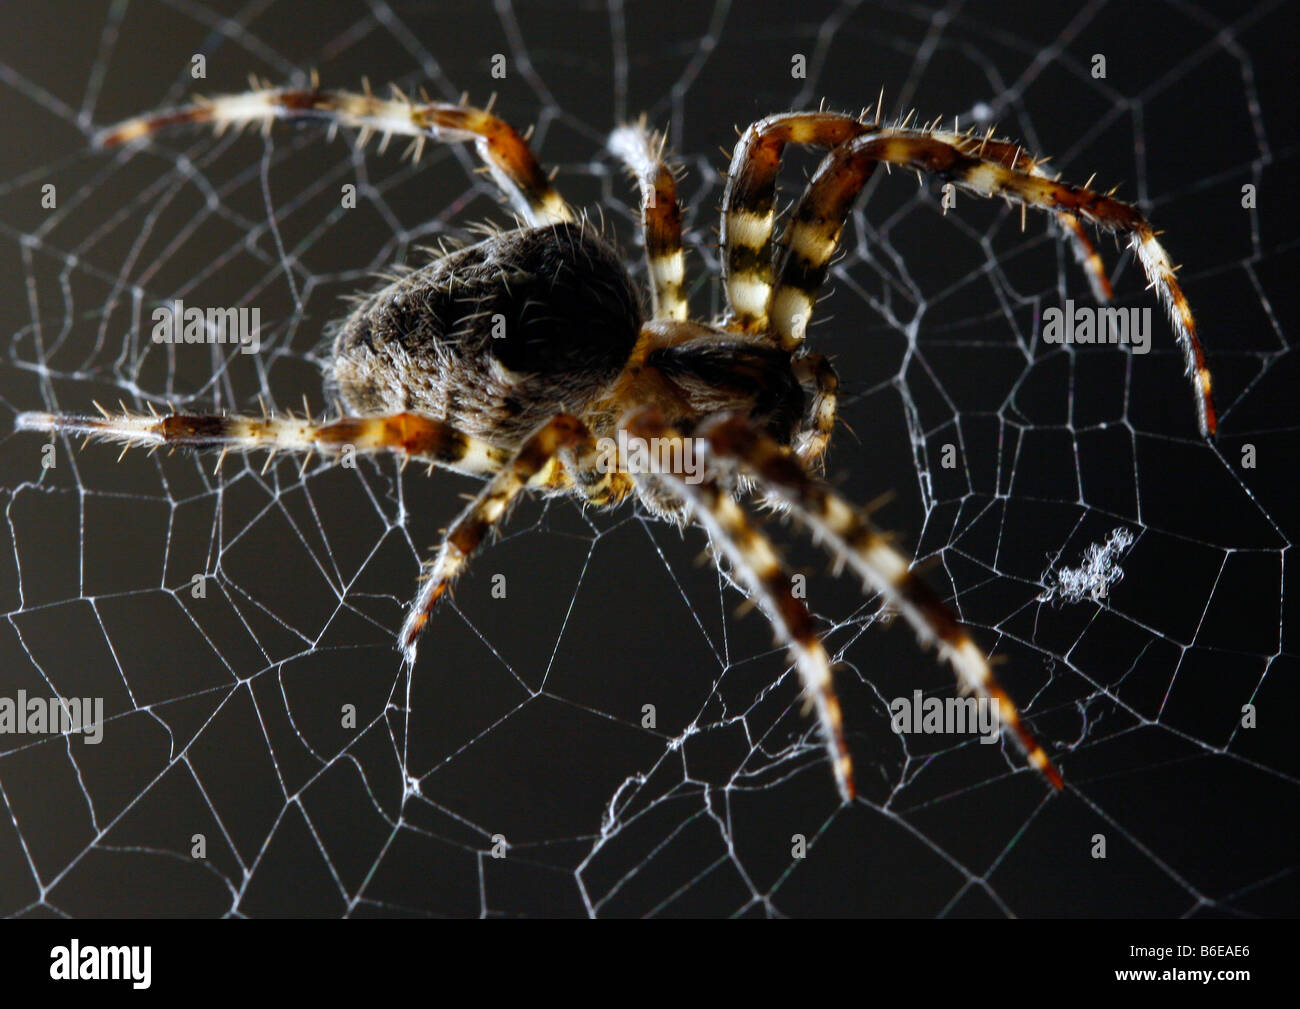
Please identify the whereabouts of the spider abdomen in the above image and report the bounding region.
[329,221,642,445]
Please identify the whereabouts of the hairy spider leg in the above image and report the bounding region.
[790,352,839,470]
[15,408,508,476]
[624,407,856,802]
[608,121,688,321]
[927,131,1115,303]
[721,113,875,333]
[696,412,1064,790]
[721,112,1115,335]
[96,80,574,228]
[769,128,1216,436]
[765,128,1113,347]
[400,414,594,662]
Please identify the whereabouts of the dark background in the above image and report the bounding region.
[0,0,1296,917]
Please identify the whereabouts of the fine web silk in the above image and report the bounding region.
[1,0,1291,919]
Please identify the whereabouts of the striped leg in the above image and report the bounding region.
[772,129,1119,348]
[696,413,1064,790]
[721,113,1113,335]
[721,113,877,332]
[624,408,855,802]
[97,77,573,227]
[791,352,839,471]
[769,127,1216,436]
[952,133,1113,303]
[15,405,508,476]
[399,414,592,661]
[608,121,687,320]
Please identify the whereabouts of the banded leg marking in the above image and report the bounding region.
[768,128,1214,436]
[625,408,856,802]
[721,113,879,331]
[771,128,1120,349]
[940,132,1114,303]
[97,80,574,227]
[16,407,508,476]
[698,413,1064,790]
[399,414,592,661]
[608,121,687,320]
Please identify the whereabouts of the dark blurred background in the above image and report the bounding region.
[0,0,1295,917]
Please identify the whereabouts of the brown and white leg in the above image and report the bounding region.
[767,128,1215,436]
[947,133,1113,303]
[721,113,1109,335]
[399,414,592,661]
[720,112,878,332]
[16,405,508,476]
[696,413,1064,790]
[770,131,1130,349]
[791,352,839,470]
[624,408,855,802]
[608,120,687,320]
[97,78,574,227]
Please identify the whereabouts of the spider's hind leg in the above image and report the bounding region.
[696,412,1064,791]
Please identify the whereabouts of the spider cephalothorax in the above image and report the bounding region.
[18,78,1219,801]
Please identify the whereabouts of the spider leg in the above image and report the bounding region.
[608,121,687,321]
[399,414,593,661]
[721,113,874,332]
[933,133,1114,304]
[695,412,1064,790]
[15,407,508,475]
[720,113,1114,333]
[791,352,839,471]
[96,80,573,227]
[623,407,856,802]
[1052,209,1114,304]
[769,127,1215,436]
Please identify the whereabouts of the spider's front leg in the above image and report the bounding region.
[721,112,874,332]
[769,127,1216,436]
[694,412,1064,791]
[399,414,597,662]
[623,408,856,802]
[719,112,1112,333]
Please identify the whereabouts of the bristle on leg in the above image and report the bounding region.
[16,408,509,475]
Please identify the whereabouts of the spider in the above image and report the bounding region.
[17,77,1218,802]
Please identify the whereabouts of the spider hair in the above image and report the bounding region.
[17,77,1222,801]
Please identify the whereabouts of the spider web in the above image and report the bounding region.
[0,0,1296,918]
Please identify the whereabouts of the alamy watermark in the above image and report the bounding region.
[0,691,103,744]
[595,429,706,484]
[151,299,260,354]
[1042,299,1151,355]
[889,689,1001,744]
[50,941,150,989]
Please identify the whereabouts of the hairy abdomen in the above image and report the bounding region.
[328,222,642,446]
